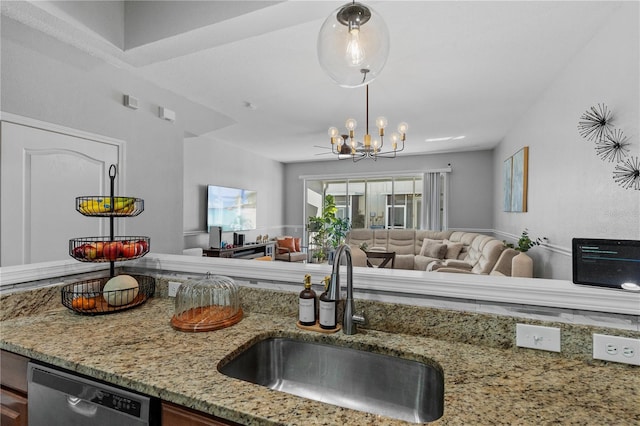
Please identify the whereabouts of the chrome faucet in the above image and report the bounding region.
[328,244,365,335]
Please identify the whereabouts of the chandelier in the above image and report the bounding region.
[317,1,390,88]
[328,76,408,162]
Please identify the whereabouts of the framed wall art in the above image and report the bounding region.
[503,146,529,212]
[503,156,513,212]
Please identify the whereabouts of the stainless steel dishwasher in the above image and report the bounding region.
[27,362,158,426]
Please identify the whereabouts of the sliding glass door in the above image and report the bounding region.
[304,174,428,231]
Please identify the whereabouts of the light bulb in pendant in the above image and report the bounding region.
[345,28,365,67]
[391,132,400,150]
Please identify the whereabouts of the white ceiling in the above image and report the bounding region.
[2,1,622,163]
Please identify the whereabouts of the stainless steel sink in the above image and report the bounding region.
[218,337,444,423]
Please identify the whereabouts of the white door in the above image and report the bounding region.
[1,118,122,266]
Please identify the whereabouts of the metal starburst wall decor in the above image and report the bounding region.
[577,103,613,142]
[577,103,638,191]
[613,156,640,190]
[595,129,630,162]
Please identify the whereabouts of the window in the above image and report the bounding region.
[303,173,445,232]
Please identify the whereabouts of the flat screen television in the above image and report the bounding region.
[572,238,640,290]
[206,185,257,232]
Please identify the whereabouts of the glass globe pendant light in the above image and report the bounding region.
[317,1,390,88]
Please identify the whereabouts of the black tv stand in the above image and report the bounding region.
[203,242,274,259]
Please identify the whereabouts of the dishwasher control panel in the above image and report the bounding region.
[84,387,143,417]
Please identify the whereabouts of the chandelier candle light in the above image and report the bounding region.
[328,75,407,162]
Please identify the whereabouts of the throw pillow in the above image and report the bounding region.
[443,239,464,259]
[278,237,296,254]
[419,239,435,256]
[420,239,447,259]
[294,237,301,252]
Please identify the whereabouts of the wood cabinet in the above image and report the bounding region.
[1,350,29,426]
[1,388,28,426]
[161,401,240,426]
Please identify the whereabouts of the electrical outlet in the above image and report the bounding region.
[593,334,640,366]
[168,281,181,297]
[516,324,561,352]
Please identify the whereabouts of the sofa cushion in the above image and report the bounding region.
[457,246,469,260]
[394,254,415,270]
[372,230,390,249]
[387,229,416,255]
[431,259,473,271]
[346,229,374,248]
[415,230,454,254]
[415,255,441,271]
[443,239,464,259]
[419,239,447,259]
[471,239,505,274]
[277,237,296,254]
[490,248,518,276]
[449,231,480,245]
[275,251,306,262]
[350,246,368,268]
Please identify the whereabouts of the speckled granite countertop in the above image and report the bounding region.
[1,289,639,425]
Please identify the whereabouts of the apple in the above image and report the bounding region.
[83,243,98,260]
[136,239,149,253]
[94,241,105,258]
[72,245,86,259]
[122,242,143,258]
[103,241,124,261]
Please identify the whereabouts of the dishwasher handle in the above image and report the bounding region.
[67,395,99,418]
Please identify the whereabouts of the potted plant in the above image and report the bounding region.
[308,221,327,263]
[307,195,333,258]
[506,229,546,277]
[328,216,351,250]
[307,194,351,263]
[312,247,326,263]
[307,216,324,232]
[513,229,545,252]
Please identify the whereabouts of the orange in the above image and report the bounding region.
[72,296,96,310]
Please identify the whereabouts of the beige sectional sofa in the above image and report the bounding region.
[346,229,519,276]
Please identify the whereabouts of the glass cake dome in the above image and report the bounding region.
[170,274,243,332]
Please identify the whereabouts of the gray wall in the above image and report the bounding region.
[493,3,639,279]
[2,17,226,255]
[283,150,495,236]
[182,135,285,249]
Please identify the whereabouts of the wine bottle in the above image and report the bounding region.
[319,275,337,330]
[299,274,317,326]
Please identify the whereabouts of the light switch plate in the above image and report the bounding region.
[158,106,176,122]
[516,324,561,352]
[593,334,640,366]
[123,94,139,109]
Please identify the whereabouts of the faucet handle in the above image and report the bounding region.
[352,313,366,325]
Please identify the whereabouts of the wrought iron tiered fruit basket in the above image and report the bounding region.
[65,164,154,315]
